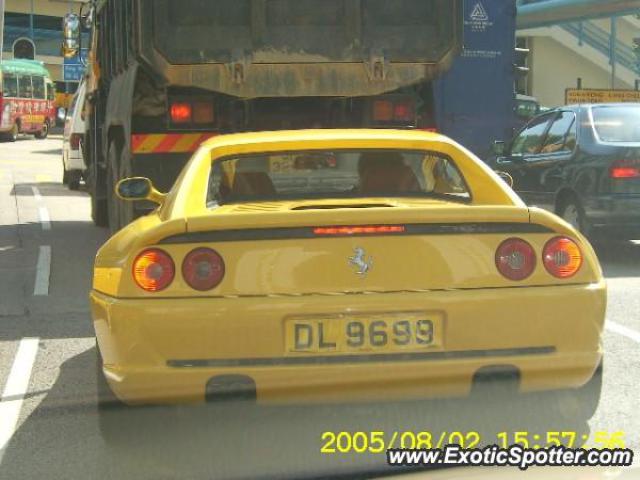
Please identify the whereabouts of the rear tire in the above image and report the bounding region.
[35,120,49,139]
[6,124,19,142]
[95,343,125,439]
[560,197,589,236]
[536,362,603,425]
[89,161,108,227]
[68,171,81,191]
[106,142,120,235]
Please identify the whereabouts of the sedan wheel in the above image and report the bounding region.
[561,199,586,234]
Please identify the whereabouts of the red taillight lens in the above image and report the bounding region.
[170,102,192,124]
[69,133,82,150]
[495,238,536,281]
[182,248,225,291]
[543,237,583,279]
[193,102,214,124]
[610,159,640,178]
[393,102,414,121]
[314,225,406,236]
[132,248,175,292]
[373,100,393,121]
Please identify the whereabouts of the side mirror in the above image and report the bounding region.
[496,171,514,188]
[62,13,81,58]
[82,7,95,29]
[492,140,507,157]
[116,178,166,205]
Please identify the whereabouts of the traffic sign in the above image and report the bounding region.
[566,88,640,105]
[63,49,88,82]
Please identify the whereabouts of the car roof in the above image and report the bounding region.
[199,129,452,152]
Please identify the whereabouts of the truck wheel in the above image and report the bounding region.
[35,120,49,140]
[89,164,108,228]
[68,171,82,191]
[106,142,122,234]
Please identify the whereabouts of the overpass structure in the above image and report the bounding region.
[516,0,640,105]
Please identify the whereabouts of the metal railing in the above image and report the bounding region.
[561,20,640,74]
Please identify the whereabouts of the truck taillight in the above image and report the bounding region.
[133,248,175,292]
[610,159,640,179]
[182,248,225,291]
[370,96,416,125]
[373,100,394,122]
[495,238,536,281]
[170,102,192,124]
[543,237,582,279]
[393,102,414,122]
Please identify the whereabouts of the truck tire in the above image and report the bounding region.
[107,141,135,234]
[106,144,120,234]
[89,163,108,227]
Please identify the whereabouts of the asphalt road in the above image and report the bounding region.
[0,136,639,479]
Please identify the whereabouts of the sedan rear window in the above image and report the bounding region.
[592,105,640,142]
[207,149,470,206]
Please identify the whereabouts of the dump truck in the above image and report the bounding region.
[62,0,519,231]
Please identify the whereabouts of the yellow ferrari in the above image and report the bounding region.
[91,129,605,421]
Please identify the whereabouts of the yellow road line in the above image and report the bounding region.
[35,174,52,183]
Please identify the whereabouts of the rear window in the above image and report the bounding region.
[207,149,470,206]
[592,105,640,142]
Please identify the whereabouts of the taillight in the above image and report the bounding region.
[132,248,175,292]
[182,248,225,291]
[170,102,192,124]
[372,98,416,123]
[495,238,536,281]
[393,102,414,122]
[543,237,583,279]
[193,102,214,124]
[69,133,82,150]
[610,159,640,179]
[314,225,406,236]
[373,100,393,122]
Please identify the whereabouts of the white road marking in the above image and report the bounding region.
[31,187,51,230]
[607,321,640,343]
[33,246,51,296]
[30,186,42,202]
[38,207,51,231]
[0,338,40,463]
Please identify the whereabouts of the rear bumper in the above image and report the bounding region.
[62,146,84,171]
[91,282,606,405]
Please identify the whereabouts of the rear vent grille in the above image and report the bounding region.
[232,203,285,212]
[292,204,394,211]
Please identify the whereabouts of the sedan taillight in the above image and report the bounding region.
[610,159,640,179]
[132,248,175,292]
[69,133,83,151]
[182,248,225,291]
[543,237,583,279]
[495,238,536,281]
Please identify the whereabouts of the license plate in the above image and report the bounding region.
[285,313,443,354]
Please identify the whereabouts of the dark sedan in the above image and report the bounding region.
[493,103,640,239]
